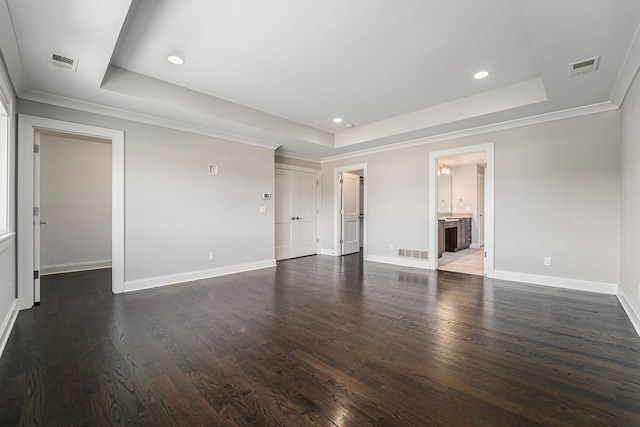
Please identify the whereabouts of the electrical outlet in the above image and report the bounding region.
[544,256,551,266]
[209,252,215,261]
[389,243,394,250]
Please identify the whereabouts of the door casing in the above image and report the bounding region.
[17,115,124,309]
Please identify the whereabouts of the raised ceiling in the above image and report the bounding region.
[2,0,640,159]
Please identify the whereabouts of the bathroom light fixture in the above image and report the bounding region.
[167,55,185,65]
[438,164,451,175]
[333,117,344,123]
[474,71,490,79]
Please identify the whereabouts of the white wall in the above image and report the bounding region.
[620,71,640,322]
[321,111,621,287]
[19,99,276,288]
[40,134,112,273]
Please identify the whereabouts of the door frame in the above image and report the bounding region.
[333,163,367,257]
[274,163,321,259]
[17,115,125,309]
[428,143,494,277]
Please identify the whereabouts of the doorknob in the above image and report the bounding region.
[291,217,296,220]
[296,217,302,220]
[40,221,47,225]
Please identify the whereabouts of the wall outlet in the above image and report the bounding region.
[389,243,394,250]
[209,252,215,261]
[544,256,551,266]
[259,206,266,213]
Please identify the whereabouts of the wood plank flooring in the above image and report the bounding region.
[1,254,640,426]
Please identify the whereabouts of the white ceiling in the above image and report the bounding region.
[2,0,640,159]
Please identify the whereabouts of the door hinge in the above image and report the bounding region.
[34,144,40,153]
[484,162,487,169]
[33,207,40,216]
[34,270,39,280]
[317,238,319,243]
[484,251,487,258]
[340,179,344,184]
[340,239,344,244]
[317,180,319,185]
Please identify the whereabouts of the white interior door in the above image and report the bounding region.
[341,172,360,255]
[33,131,41,304]
[478,173,485,246]
[275,168,318,260]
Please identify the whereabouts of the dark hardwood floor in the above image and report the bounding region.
[1,254,640,426]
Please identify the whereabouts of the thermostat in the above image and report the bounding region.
[262,193,271,200]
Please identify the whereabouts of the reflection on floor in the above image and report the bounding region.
[438,248,484,276]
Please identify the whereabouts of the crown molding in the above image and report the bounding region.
[320,102,618,163]
[275,150,321,163]
[19,90,282,151]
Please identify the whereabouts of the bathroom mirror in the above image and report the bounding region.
[437,173,452,213]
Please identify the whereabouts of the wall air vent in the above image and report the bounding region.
[569,56,599,77]
[51,54,78,72]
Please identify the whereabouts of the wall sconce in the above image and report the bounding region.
[438,164,451,175]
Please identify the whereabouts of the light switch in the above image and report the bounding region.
[259,206,266,213]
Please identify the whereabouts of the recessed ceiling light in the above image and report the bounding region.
[333,117,343,123]
[167,55,185,65]
[474,71,490,79]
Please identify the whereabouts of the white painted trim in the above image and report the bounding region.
[333,164,367,258]
[321,102,617,163]
[275,163,320,173]
[366,254,429,269]
[18,115,125,310]
[21,90,283,151]
[0,298,19,360]
[617,286,640,338]
[470,243,482,249]
[611,22,640,107]
[0,232,14,254]
[429,143,494,278]
[41,260,112,276]
[493,270,618,295]
[124,259,277,293]
[275,151,321,164]
[320,249,337,256]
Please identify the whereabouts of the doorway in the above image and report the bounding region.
[35,131,113,303]
[436,152,485,276]
[17,115,124,310]
[428,143,494,277]
[333,164,367,257]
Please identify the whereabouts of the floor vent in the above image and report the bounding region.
[52,54,78,71]
[399,249,428,260]
[569,56,599,76]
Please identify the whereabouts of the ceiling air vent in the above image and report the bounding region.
[569,56,599,77]
[51,54,78,72]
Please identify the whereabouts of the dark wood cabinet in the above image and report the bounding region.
[438,220,445,258]
[443,217,472,253]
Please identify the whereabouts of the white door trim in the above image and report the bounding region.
[428,143,494,277]
[17,115,125,309]
[333,163,367,257]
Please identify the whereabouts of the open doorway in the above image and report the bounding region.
[428,143,494,278]
[17,115,124,310]
[333,164,367,258]
[35,131,112,302]
[436,153,485,275]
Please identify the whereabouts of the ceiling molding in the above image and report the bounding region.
[0,1,27,95]
[20,90,282,151]
[334,78,548,148]
[611,22,640,107]
[321,102,617,163]
[274,150,321,163]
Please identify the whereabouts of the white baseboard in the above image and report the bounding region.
[124,259,277,293]
[365,254,429,269]
[0,299,19,360]
[617,286,640,338]
[493,270,618,295]
[470,243,482,249]
[41,259,112,276]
